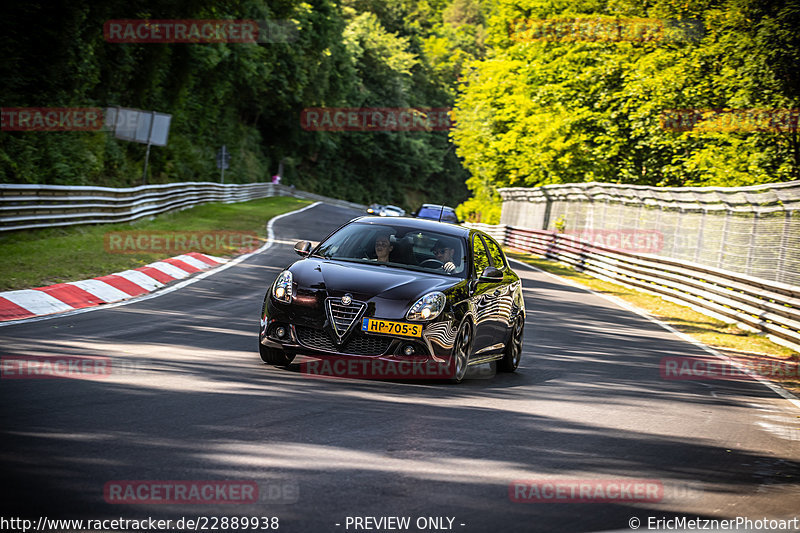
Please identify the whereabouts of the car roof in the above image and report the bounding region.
[419,203,455,210]
[353,215,469,238]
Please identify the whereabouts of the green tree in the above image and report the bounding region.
[451,0,800,222]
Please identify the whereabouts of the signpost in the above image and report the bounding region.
[106,107,172,184]
[216,145,231,183]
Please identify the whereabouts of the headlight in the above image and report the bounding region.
[406,291,446,321]
[273,271,292,303]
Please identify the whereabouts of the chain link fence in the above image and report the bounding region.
[499,181,800,287]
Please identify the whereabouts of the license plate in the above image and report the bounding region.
[361,318,422,338]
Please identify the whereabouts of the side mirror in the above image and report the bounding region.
[479,266,503,282]
[294,240,312,257]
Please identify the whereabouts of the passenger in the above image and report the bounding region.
[374,233,394,262]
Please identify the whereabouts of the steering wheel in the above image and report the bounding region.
[419,258,444,268]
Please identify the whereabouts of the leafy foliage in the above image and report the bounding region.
[0,0,469,211]
[2,0,798,223]
[452,0,800,222]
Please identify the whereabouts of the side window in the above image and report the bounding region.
[443,212,458,224]
[472,234,490,276]
[483,236,506,270]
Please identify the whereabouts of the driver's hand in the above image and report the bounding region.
[443,261,455,273]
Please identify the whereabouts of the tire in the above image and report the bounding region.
[449,320,473,383]
[259,340,295,366]
[498,314,524,373]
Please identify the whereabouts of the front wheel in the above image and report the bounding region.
[259,341,295,366]
[449,320,473,383]
[498,314,523,372]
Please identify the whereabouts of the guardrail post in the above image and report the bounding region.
[777,209,790,284]
[746,211,758,275]
[541,189,553,230]
[717,210,730,269]
[546,232,557,260]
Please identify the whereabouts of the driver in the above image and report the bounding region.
[430,238,459,273]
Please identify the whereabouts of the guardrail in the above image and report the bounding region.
[468,223,800,352]
[0,182,366,232]
[498,181,800,288]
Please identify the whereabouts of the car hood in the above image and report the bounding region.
[289,258,458,304]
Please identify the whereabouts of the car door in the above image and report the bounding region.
[482,235,517,340]
[470,233,505,356]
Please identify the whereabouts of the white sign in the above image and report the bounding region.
[108,107,171,146]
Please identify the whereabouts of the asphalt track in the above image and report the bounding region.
[1,203,798,533]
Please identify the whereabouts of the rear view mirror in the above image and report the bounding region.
[294,240,312,256]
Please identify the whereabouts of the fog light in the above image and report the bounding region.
[403,344,415,356]
[276,327,286,338]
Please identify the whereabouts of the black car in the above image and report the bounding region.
[412,204,460,224]
[259,216,525,382]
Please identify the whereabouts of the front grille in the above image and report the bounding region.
[326,298,366,337]
[295,326,392,356]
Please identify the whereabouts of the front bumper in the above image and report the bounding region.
[260,318,456,365]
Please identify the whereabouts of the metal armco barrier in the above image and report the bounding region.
[0,182,365,231]
[467,222,800,352]
[499,181,800,287]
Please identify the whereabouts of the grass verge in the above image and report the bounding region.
[507,250,800,396]
[1,196,311,291]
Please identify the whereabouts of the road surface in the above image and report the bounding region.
[1,203,798,533]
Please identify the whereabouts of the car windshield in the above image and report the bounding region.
[312,222,467,278]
